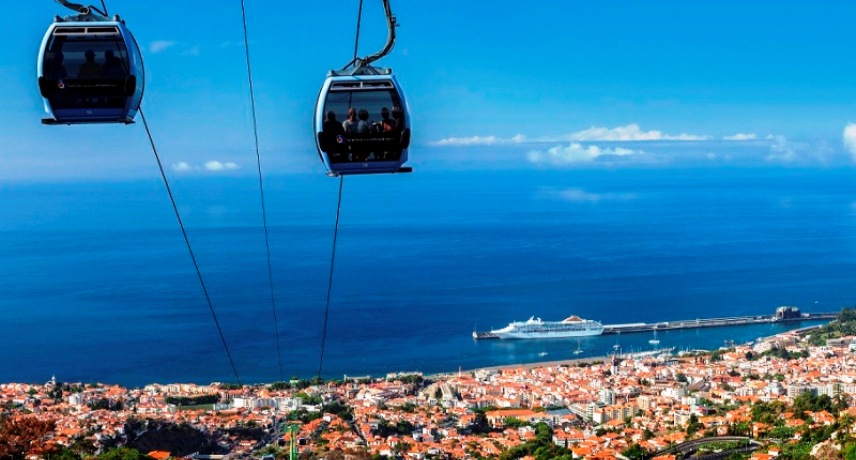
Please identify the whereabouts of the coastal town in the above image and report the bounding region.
[4,312,856,459]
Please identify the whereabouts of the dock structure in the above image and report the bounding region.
[601,312,836,335]
[472,307,838,340]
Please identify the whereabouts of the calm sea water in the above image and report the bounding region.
[1,168,854,387]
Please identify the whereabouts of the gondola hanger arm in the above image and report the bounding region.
[341,0,398,72]
[54,0,109,20]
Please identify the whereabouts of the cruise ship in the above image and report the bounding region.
[483,315,604,339]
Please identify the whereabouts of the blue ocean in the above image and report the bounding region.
[1,168,854,387]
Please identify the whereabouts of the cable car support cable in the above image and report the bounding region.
[341,0,397,72]
[317,0,370,378]
[318,176,345,378]
[139,108,243,387]
[239,0,285,383]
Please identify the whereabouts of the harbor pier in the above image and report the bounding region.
[472,306,838,340]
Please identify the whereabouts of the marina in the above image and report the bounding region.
[472,306,838,340]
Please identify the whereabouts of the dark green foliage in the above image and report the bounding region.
[323,400,353,421]
[751,401,788,425]
[119,420,225,456]
[503,417,527,428]
[768,425,796,440]
[373,419,416,438]
[164,394,219,406]
[269,381,292,391]
[286,408,322,423]
[395,374,424,385]
[44,446,83,460]
[498,423,572,460]
[96,447,151,460]
[622,443,647,460]
[842,442,856,460]
[295,392,322,405]
[88,398,124,411]
[806,307,856,346]
[686,414,703,436]
[781,441,812,460]
[793,393,834,415]
[470,412,491,434]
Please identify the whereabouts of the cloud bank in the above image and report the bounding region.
[427,124,853,169]
[844,123,856,161]
[542,187,637,203]
[527,143,642,165]
[171,161,240,172]
[433,134,526,147]
[433,125,760,148]
[149,40,176,54]
[565,124,710,142]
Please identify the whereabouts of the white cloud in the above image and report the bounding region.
[181,46,201,57]
[171,161,240,172]
[149,40,176,54]
[432,125,713,147]
[565,124,710,142]
[172,162,192,171]
[527,143,642,165]
[844,123,856,161]
[557,188,635,203]
[204,161,239,171]
[539,187,636,203]
[724,133,758,141]
[432,134,525,147]
[765,135,798,163]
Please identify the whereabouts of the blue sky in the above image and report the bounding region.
[2,1,856,181]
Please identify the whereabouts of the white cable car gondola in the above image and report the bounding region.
[37,1,144,125]
[314,0,411,176]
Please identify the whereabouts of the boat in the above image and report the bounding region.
[573,339,583,355]
[648,328,660,345]
[488,315,604,339]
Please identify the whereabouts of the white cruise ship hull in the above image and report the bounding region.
[489,315,604,340]
[495,328,603,339]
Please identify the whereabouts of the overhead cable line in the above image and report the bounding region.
[318,176,345,378]
[140,108,243,387]
[317,0,365,379]
[239,0,285,383]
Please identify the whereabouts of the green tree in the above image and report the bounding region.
[96,447,151,460]
[44,446,82,460]
[686,414,702,437]
[622,443,647,460]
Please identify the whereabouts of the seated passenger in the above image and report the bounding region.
[342,108,357,133]
[77,49,101,78]
[102,50,124,77]
[355,109,372,134]
[391,106,405,132]
[323,110,345,134]
[45,52,69,80]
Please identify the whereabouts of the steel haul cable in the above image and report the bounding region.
[317,0,364,379]
[140,108,243,386]
[239,0,285,383]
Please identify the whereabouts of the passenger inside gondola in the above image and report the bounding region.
[321,86,406,163]
[102,50,124,77]
[77,49,100,78]
[321,110,347,162]
[45,52,69,80]
[342,108,357,133]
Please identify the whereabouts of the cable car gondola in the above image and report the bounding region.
[37,0,144,125]
[314,0,412,176]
